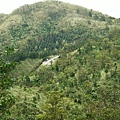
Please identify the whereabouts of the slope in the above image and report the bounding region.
[7,28,120,120]
[0,0,120,62]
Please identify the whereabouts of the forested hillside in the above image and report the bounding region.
[0,0,120,62]
[0,0,120,120]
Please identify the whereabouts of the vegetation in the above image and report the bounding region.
[0,0,120,120]
[1,0,120,62]
[0,47,16,119]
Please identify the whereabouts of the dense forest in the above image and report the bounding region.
[0,0,120,120]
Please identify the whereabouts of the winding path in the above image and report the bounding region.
[42,55,60,66]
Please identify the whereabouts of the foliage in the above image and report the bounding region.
[1,0,118,61]
[0,47,16,119]
[0,1,120,119]
[36,91,69,120]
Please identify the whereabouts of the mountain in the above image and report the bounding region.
[0,0,120,62]
[0,1,120,119]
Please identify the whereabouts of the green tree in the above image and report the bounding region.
[88,10,92,17]
[0,47,16,119]
[36,91,70,120]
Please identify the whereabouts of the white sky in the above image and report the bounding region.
[0,0,120,18]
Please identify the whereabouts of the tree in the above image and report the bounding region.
[36,91,69,120]
[0,47,16,119]
[88,10,92,17]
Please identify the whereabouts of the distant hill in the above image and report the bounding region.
[0,0,120,62]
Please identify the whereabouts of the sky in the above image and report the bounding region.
[0,0,120,18]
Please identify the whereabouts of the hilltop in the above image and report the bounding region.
[0,0,120,62]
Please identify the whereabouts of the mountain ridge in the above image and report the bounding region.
[0,0,120,62]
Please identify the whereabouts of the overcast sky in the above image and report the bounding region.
[0,0,120,18]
